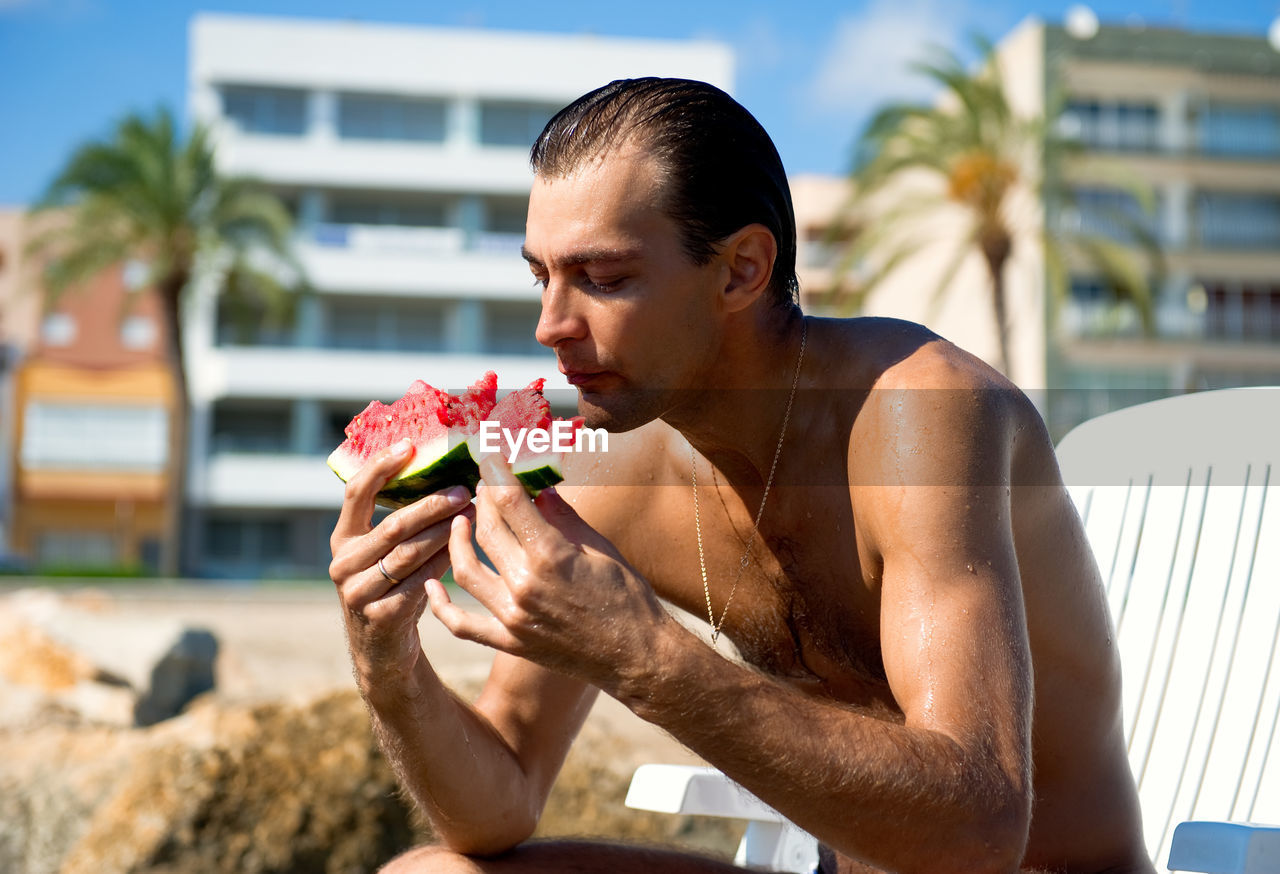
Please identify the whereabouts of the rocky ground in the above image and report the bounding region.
[0,582,740,873]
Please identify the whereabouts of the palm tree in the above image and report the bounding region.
[28,107,302,576]
[827,37,1161,379]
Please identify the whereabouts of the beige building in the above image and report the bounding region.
[0,208,176,570]
[794,18,1280,438]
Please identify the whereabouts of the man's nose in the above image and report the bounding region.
[535,283,586,348]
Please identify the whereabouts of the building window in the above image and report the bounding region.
[1061,276,1146,338]
[121,315,157,350]
[323,297,446,352]
[337,93,446,142]
[41,313,76,347]
[484,197,528,234]
[485,302,543,355]
[221,85,308,136]
[1062,100,1160,152]
[1201,280,1280,342]
[478,101,561,147]
[36,530,116,568]
[1061,187,1160,243]
[1195,102,1280,158]
[1047,365,1171,442]
[328,194,448,227]
[205,516,293,567]
[323,401,367,450]
[470,197,528,255]
[1195,192,1280,250]
[21,402,168,471]
[211,400,293,453]
[215,296,295,347]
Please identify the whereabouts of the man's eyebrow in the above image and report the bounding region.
[520,245,643,268]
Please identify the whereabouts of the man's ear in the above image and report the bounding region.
[719,223,777,314]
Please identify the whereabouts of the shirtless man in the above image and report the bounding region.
[328,78,1155,874]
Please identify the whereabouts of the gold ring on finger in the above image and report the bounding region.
[377,557,403,585]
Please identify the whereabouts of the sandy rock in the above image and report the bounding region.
[0,689,421,874]
[1,589,217,725]
[0,613,137,728]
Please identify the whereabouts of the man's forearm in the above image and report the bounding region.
[360,653,541,855]
[616,621,1031,874]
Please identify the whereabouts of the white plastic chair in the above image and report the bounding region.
[1056,387,1280,873]
[626,387,1280,873]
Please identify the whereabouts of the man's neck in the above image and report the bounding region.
[662,306,808,491]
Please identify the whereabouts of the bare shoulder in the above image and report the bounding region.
[554,418,683,547]
[847,326,1053,490]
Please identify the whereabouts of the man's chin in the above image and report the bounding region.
[575,389,662,434]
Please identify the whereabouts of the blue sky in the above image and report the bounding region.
[0,0,1276,206]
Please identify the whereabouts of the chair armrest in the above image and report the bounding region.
[625,765,819,874]
[1168,821,1280,873]
[624,764,786,822]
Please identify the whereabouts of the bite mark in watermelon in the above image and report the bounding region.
[327,372,579,508]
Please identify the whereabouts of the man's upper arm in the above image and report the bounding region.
[854,375,1034,793]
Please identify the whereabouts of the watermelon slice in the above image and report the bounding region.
[326,372,580,508]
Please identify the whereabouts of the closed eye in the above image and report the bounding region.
[583,275,624,293]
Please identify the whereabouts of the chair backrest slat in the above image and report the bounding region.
[1155,466,1255,852]
[1056,388,1280,869]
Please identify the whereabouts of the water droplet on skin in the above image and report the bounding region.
[921,591,937,720]
[966,563,976,574]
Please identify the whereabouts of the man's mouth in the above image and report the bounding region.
[562,370,606,387]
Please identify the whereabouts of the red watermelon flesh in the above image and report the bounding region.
[327,372,574,506]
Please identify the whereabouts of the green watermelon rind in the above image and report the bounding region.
[326,434,565,509]
[374,441,480,509]
[465,435,565,498]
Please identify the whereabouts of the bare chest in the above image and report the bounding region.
[632,484,900,717]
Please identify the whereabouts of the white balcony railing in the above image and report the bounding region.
[200,452,340,509]
[1060,291,1280,343]
[311,223,464,255]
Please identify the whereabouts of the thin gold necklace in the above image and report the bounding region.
[691,319,807,645]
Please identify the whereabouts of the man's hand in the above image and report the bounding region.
[329,438,476,685]
[429,453,671,693]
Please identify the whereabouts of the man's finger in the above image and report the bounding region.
[334,438,414,540]
[427,578,518,652]
[472,483,524,576]
[533,487,603,547]
[476,453,549,544]
[363,489,473,568]
[447,513,508,610]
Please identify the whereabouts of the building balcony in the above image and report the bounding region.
[197,452,339,509]
[296,225,527,296]
[1060,288,1280,345]
[195,346,566,403]
[213,130,535,195]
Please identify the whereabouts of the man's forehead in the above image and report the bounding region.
[525,147,669,264]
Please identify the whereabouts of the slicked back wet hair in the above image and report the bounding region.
[530,77,799,310]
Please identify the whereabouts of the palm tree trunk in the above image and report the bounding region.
[980,229,1013,379]
[157,273,189,578]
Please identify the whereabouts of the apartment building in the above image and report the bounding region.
[795,17,1280,439]
[186,14,732,577]
[1040,20,1280,434]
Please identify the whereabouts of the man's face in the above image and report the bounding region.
[523,146,724,432]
